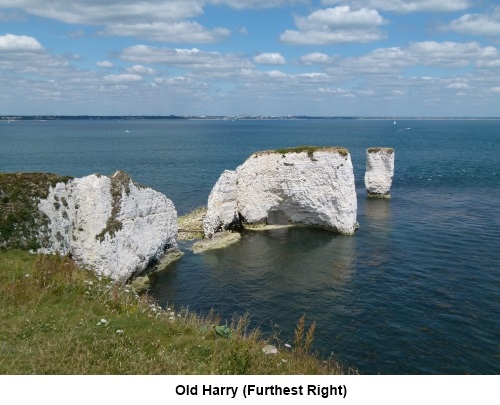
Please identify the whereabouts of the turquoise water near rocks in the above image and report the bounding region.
[1,119,499,374]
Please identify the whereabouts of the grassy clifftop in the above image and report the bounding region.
[0,249,353,374]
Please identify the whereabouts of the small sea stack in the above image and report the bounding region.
[364,147,395,198]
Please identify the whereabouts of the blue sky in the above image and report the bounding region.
[1,0,500,116]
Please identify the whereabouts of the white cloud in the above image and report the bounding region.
[155,76,194,85]
[324,41,499,83]
[266,69,287,78]
[0,1,305,46]
[0,1,229,44]
[318,87,355,97]
[96,60,113,68]
[447,82,469,89]
[446,8,500,36]
[408,41,498,68]
[101,21,230,43]
[127,65,154,75]
[120,45,253,71]
[208,0,306,9]
[476,59,500,68]
[0,33,43,51]
[299,52,334,64]
[296,72,329,80]
[295,6,385,30]
[0,1,205,25]
[491,86,500,93]
[280,6,387,45]
[104,73,143,83]
[320,0,472,13]
[254,52,286,65]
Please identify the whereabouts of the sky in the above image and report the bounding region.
[1,0,500,116]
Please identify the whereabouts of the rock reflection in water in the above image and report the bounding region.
[148,227,357,334]
[203,227,356,292]
[360,198,392,268]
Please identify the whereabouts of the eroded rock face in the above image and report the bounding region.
[203,170,239,238]
[364,148,395,198]
[37,171,178,280]
[203,147,358,236]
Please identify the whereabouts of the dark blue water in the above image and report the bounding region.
[1,119,499,374]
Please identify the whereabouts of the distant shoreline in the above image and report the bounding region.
[2,115,500,121]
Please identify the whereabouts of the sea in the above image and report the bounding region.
[1,118,499,374]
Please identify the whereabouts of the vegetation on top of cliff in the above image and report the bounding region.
[269,146,350,159]
[367,147,394,154]
[0,249,355,375]
[0,173,72,250]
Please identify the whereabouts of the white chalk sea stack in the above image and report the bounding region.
[37,171,178,281]
[364,148,395,198]
[203,147,358,237]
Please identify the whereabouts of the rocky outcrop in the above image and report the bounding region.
[203,170,239,238]
[203,147,358,237]
[364,148,395,198]
[0,171,178,281]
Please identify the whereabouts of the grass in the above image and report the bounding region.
[0,249,354,374]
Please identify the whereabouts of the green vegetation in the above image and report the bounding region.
[95,172,131,242]
[0,249,353,374]
[367,147,394,154]
[0,173,72,250]
[177,207,206,240]
[274,146,349,159]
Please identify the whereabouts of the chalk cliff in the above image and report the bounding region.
[203,147,358,237]
[364,148,395,198]
[203,170,239,238]
[0,171,178,280]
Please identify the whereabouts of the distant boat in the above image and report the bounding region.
[394,120,396,125]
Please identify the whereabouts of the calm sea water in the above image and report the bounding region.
[1,119,499,374]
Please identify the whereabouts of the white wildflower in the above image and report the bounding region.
[116,329,124,334]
